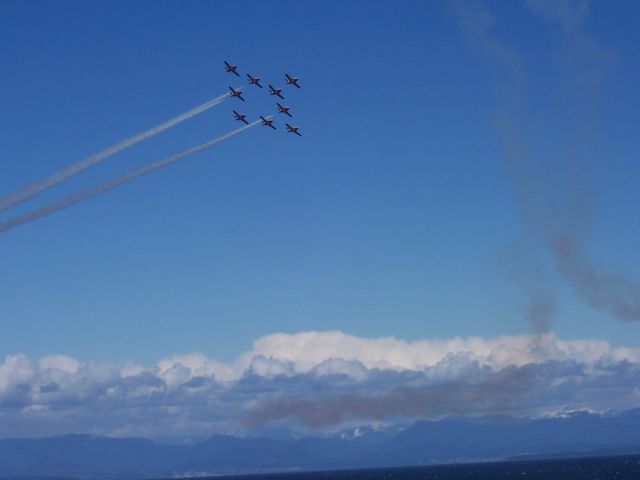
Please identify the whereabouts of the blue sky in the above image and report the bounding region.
[1,0,639,370]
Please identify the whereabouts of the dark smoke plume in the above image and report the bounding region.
[453,0,640,323]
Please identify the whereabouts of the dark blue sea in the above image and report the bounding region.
[201,455,640,480]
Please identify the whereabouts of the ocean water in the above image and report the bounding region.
[205,455,640,480]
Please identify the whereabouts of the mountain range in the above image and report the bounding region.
[1,409,639,479]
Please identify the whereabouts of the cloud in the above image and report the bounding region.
[1,331,639,438]
[241,331,637,373]
[38,355,79,374]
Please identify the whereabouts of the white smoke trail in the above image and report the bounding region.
[0,91,232,213]
[0,119,262,235]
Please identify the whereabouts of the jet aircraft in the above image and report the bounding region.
[286,123,302,136]
[277,103,292,117]
[285,73,301,88]
[229,86,245,101]
[268,84,284,100]
[233,111,249,125]
[260,116,276,129]
[246,73,263,88]
[224,61,239,76]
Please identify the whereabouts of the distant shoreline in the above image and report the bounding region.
[161,454,640,480]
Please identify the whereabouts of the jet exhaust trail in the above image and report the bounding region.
[0,120,262,235]
[0,92,231,213]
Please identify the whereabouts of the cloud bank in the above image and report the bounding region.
[1,331,639,438]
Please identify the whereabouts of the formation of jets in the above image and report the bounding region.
[225,60,302,137]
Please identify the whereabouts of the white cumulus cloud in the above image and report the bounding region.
[0,331,639,438]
